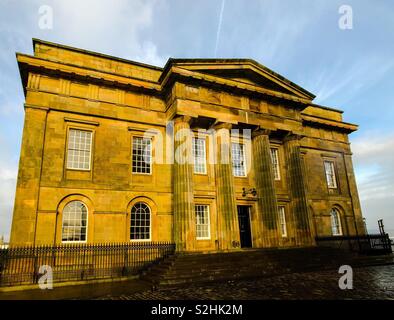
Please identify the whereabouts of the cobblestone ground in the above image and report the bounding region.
[98,265,394,300]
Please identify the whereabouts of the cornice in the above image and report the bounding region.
[17,53,161,94]
[17,53,313,108]
[301,114,358,133]
[33,38,163,71]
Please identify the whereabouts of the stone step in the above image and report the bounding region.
[162,261,341,278]
[154,266,337,287]
[173,252,352,265]
[141,248,393,288]
[168,256,350,270]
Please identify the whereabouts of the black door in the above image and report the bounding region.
[237,206,252,248]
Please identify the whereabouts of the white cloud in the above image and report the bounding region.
[312,57,394,104]
[351,131,394,235]
[50,0,161,62]
[0,162,17,242]
[133,41,168,67]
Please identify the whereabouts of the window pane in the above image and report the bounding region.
[278,206,287,237]
[324,161,337,189]
[62,201,88,242]
[132,137,152,174]
[193,138,207,174]
[195,205,210,239]
[67,129,92,170]
[130,202,151,240]
[232,143,246,177]
[330,209,342,235]
[270,148,280,180]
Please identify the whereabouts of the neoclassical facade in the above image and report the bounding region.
[10,39,365,251]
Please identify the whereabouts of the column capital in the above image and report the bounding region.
[174,115,193,125]
[283,132,305,143]
[252,128,271,138]
[211,121,233,131]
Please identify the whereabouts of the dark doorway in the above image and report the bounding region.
[237,206,252,248]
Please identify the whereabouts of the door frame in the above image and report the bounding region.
[237,204,253,248]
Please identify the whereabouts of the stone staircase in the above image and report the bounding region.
[141,247,394,288]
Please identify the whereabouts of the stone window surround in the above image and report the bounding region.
[270,147,281,181]
[192,136,207,175]
[323,159,338,189]
[130,202,152,241]
[61,200,88,243]
[195,204,211,240]
[330,207,343,236]
[278,205,287,238]
[132,136,152,175]
[64,122,95,172]
[55,194,94,244]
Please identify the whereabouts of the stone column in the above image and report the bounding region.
[214,123,240,250]
[10,106,48,245]
[173,116,195,251]
[252,129,280,247]
[284,134,315,246]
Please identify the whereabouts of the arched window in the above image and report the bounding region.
[62,201,88,242]
[130,202,151,240]
[330,208,342,236]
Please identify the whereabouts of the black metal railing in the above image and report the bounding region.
[0,242,175,287]
[316,234,393,255]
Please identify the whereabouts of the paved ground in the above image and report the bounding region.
[97,264,394,300]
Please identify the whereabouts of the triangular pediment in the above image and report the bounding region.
[165,59,315,101]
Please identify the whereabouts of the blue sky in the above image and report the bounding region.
[0,0,393,240]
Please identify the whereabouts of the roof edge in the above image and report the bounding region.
[308,103,344,114]
[32,38,164,71]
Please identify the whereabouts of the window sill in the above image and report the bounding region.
[66,168,91,172]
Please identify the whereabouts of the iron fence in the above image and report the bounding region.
[316,234,393,255]
[0,242,175,287]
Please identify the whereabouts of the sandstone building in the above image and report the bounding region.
[10,39,365,251]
